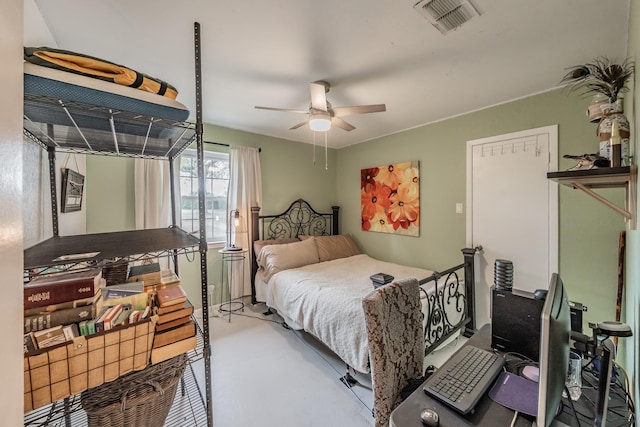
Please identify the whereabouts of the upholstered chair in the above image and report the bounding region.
[362,278,425,427]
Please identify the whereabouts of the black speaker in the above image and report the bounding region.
[491,287,545,362]
[569,301,585,333]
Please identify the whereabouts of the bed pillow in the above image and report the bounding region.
[256,237,320,282]
[299,234,361,262]
[253,238,300,259]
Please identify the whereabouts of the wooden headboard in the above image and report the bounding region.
[249,199,340,303]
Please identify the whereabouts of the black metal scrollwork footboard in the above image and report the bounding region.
[420,247,480,356]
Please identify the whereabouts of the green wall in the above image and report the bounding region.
[86,156,135,232]
[85,124,337,308]
[202,124,338,216]
[337,88,627,331]
[84,89,632,341]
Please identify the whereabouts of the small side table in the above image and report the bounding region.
[218,248,247,322]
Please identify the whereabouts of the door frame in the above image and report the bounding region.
[465,124,559,287]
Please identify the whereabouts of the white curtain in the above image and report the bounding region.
[134,158,172,268]
[228,146,262,299]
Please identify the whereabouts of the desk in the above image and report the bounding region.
[390,324,632,427]
[391,324,535,427]
[218,248,247,322]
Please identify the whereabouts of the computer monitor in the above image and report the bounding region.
[534,273,571,427]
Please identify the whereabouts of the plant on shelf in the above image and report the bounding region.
[560,57,635,167]
[560,57,634,102]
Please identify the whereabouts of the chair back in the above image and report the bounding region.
[362,278,425,427]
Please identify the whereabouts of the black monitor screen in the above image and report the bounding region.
[535,273,571,427]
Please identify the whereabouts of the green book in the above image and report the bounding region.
[79,320,88,336]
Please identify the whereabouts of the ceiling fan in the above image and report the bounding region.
[255,80,386,132]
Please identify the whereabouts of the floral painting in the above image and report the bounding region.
[361,161,420,236]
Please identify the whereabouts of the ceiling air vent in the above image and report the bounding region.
[413,0,482,34]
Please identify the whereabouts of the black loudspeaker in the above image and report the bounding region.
[491,287,545,362]
[569,301,585,333]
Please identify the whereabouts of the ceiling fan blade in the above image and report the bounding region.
[255,106,308,114]
[331,117,355,131]
[289,118,310,130]
[332,104,386,117]
[309,82,328,112]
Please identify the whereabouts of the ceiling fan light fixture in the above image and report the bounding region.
[309,112,332,132]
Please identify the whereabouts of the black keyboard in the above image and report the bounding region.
[423,345,504,414]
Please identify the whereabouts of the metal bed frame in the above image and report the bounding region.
[249,198,480,360]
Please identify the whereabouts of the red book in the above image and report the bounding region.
[24,268,102,310]
[156,284,187,308]
[102,304,124,331]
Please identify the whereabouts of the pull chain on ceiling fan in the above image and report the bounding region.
[312,132,328,170]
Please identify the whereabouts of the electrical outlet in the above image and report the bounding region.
[456,203,463,214]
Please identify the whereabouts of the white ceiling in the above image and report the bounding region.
[25,0,630,148]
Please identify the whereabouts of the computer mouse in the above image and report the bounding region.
[420,408,439,427]
[533,289,548,300]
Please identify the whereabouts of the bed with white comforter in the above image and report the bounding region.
[250,200,475,375]
[257,246,462,373]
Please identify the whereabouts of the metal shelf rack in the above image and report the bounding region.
[22,22,212,427]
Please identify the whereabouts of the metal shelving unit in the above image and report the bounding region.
[23,22,212,427]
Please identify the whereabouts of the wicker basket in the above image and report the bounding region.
[80,353,187,427]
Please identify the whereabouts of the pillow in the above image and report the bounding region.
[253,238,300,259]
[256,237,320,282]
[299,234,361,262]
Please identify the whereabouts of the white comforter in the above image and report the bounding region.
[266,254,436,373]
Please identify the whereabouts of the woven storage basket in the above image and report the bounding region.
[24,316,157,413]
[80,353,187,427]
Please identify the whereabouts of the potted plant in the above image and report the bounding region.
[560,57,634,103]
[560,57,634,164]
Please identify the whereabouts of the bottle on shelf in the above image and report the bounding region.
[609,119,622,168]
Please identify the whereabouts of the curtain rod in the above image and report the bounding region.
[205,141,261,152]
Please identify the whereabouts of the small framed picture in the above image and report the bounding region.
[61,168,84,213]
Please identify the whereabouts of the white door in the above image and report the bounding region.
[466,125,558,326]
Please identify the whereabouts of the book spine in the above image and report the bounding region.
[24,304,95,333]
[153,321,196,348]
[156,302,193,324]
[24,278,98,309]
[23,295,95,316]
[94,306,110,333]
[103,304,123,330]
[23,333,36,354]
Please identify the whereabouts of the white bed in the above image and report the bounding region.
[254,235,464,373]
[250,200,477,375]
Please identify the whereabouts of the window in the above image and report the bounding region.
[179,148,229,244]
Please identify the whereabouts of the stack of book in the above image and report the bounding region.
[101,260,129,286]
[93,302,151,333]
[151,284,196,364]
[23,267,103,352]
[128,262,181,292]
[90,281,152,334]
